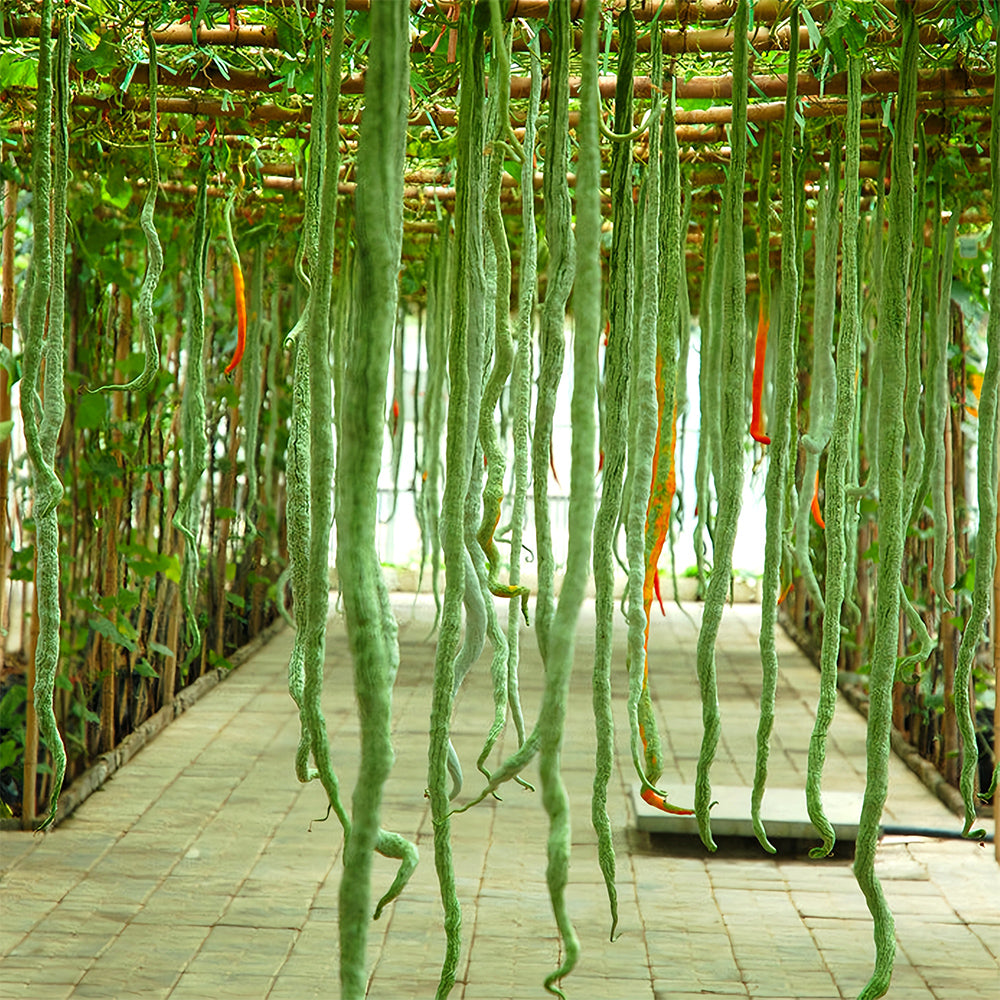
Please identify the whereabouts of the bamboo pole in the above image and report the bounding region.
[942,405,959,785]
[23,557,39,828]
[0,180,15,677]
[994,493,998,864]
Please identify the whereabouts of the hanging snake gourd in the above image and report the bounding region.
[428,8,488,995]
[97,24,162,395]
[693,0,750,853]
[21,2,68,829]
[951,28,1000,834]
[505,26,541,757]
[855,7,918,997]
[591,0,637,936]
[751,14,800,852]
[793,140,840,615]
[532,0,575,665]
[572,0,620,939]
[806,47,862,860]
[336,2,417,992]
[172,154,210,660]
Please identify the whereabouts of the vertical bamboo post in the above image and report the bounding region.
[23,560,40,828]
[1,180,14,674]
[214,384,241,660]
[941,405,959,784]
[993,498,998,865]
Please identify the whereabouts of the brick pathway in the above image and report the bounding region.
[1,595,997,999]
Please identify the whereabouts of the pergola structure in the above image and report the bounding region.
[1,2,997,999]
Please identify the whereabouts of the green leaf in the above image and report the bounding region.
[0,739,19,771]
[150,642,175,659]
[0,685,27,727]
[801,6,822,49]
[89,615,137,652]
[226,592,246,609]
[0,342,19,382]
[134,660,159,679]
[74,390,109,430]
[165,555,182,585]
[0,53,38,88]
[121,541,178,579]
[0,419,14,443]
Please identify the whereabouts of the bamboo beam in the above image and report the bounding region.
[508,68,994,102]
[59,86,994,145]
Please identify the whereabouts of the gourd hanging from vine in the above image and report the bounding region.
[693,0,751,853]
[855,7,919,996]
[752,9,800,855]
[19,0,69,830]
[336,2,417,992]
[427,7,487,994]
[807,35,863,861]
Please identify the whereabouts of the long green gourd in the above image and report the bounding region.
[241,246,264,530]
[336,2,415,993]
[284,7,327,770]
[281,0,328,644]
[794,140,839,616]
[901,124,929,521]
[784,151,808,548]
[952,32,1000,833]
[261,279,281,514]
[289,0,415,943]
[751,14,799,853]
[286,324,316,782]
[97,23,162,395]
[505,26,541,756]
[891,129,937,671]
[589,0,635,937]
[472,0,523,780]
[428,8,487,995]
[862,148,888,499]
[807,46,862,860]
[477,0,517,595]
[895,144,935,676]
[417,234,451,631]
[20,1,66,830]
[566,0,622,939]
[637,45,682,791]
[668,174,693,607]
[532,0,575,664]
[532,4,587,988]
[452,9,588,996]
[286,2,331,790]
[693,211,716,596]
[928,205,958,607]
[693,0,750,853]
[384,311,405,522]
[911,184,944,533]
[704,198,725,506]
[172,153,210,658]
[626,29,665,796]
[448,3,495,801]
[855,7,918,997]
[446,25,499,791]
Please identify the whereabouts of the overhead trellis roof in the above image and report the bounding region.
[1,1,996,254]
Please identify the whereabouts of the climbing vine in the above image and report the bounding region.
[2,4,996,999]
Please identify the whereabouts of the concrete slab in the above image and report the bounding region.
[632,783,867,841]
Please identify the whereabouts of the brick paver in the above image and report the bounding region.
[1,595,997,999]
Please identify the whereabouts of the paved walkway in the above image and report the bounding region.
[1,595,997,1000]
